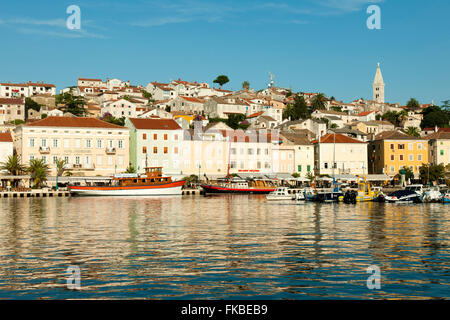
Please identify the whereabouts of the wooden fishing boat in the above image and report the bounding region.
[68,167,185,196]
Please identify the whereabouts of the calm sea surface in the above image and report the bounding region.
[0,195,448,300]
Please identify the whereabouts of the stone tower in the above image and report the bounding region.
[373,62,385,103]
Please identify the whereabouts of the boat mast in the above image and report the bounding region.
[226,134,231,183]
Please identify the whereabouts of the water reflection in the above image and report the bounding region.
[0,197,448,299]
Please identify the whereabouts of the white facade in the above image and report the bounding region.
[0,82,56,98]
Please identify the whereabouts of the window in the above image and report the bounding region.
[64,156,69,164]
[390,144,394,150]
[53,156,58,164]
[153,147,158,154]
[390,165,395,172]
[398,144,405,150]
[418,143,422,150]
[174,147,178,154]
[118,156,124,166]
[108,157,113,166]
[143,133,147,140]
[97,140,103,148]
[29,138,35,147]
[118,140,123,149]
[97,156,103,165]
[75,156,80,165]
[164,134,168,140]
[324,162,329,169]
[440,150,444,156]
[418,154,422,161]
[142,146,147,154]
[408,143,413,150]
[399,155,404,161]
[409,154,413,161]
[391,155,395,161]
[64,139,70,148]
[86,139,91,148]
[174,134,178,141]
[75,139,81,149]
[154,134,157,140]
[164,147,168,154]
[41,139,47,147]
[307,165,311,172]
[298,165,302,172]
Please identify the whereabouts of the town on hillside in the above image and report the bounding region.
[0,64,449,190]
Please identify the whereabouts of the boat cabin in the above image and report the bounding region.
[114,167,173,187]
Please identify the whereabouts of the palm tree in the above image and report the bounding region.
[0,155,26,176]
[0,155,26,188]
[311,93,327,111]
[242,81,250,91]
[125,165,136,173]
[404,126,420,137]
[55,158,68,177]
[27,159,50,189]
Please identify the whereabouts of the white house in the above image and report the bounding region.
[204,97,249,119]
[0,81,56,98]
[101,98,145,119]
[313,133,368,176]
[0,131,13,167]
[125,118,184,175]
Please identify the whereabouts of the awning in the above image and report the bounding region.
[333,174,358,181]
[295,177,310,182]
[365,174,392,181]
[317,177,333,181]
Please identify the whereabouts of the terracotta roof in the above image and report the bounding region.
[0,131,13,143]
[179,96,204,103]
[373,130,427,141]
[358,111,374,116]
[312,133,365,144]
[0,98,25,104]
[425,131,450,140]
[128,118,181,130]
[25,116,124,129]
[0,81,55,88]
[79,77,103,82]
[247,111,264,119]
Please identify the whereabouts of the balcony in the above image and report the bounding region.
[105,147,116,155]
[39,146,50,154]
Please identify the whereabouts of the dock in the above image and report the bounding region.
[1,190,71,198]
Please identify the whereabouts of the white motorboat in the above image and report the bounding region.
[423,187,443,203]
[294,190,306,201]
[266,187,293,201]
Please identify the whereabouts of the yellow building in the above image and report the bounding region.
[369,131,428,178]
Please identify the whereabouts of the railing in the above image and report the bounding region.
[39,146,50,154]
[105,147,116,154]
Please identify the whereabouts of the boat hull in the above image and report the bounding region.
[68,180,185,196]
[201,184,276,195]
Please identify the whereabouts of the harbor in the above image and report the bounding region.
[0,195,448,299]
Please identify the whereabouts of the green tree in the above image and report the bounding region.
[27,158,50,189]
[141,89,153,99]
[381,110,407,127]
[311,93,326,111]
[100,112,125,126]
[404,126,420,137]
[420,105,449,129]
[306,172,315,182]
[242,81,250,91]
[419,164,445,184]
[399,166,414,180]
[213,75,229,89]
[406,98,420,111]
[283,94,309,120]
[56,92,86,116]
[0,155,26,187]
[226,114,246,129]
[125,165,136,173]
[25,97,42,113]
[55,158,68,177]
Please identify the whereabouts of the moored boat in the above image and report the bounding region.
[266,187,293,201]
[68,167,185,196]
[201,178,276,195]
[384,190,422,203]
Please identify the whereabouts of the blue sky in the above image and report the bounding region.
[0,0,449,105]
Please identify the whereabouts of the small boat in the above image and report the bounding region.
[294,190,306,201]
[266,187,293,201]
[422,187,443,203]
[303,187,317,202]
[339,177,379,203]
[405,184,425,197]
[384,190,422,203]
[201,178,276,195]
[443,192,450,204]
[315,187,343,203]
[68,167,185,196]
